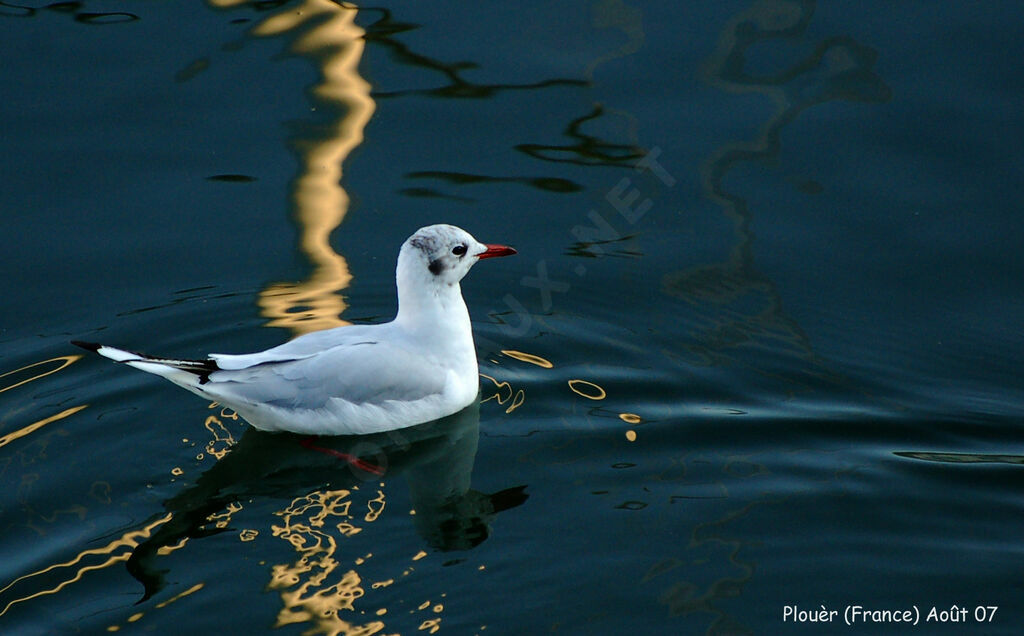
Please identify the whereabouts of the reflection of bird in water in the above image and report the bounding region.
[73,225,516,435]
[125,401,527,601]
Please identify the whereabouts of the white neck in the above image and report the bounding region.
[396,279,470,331]
[392,243,478,377]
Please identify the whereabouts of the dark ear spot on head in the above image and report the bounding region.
[428,259,443,275]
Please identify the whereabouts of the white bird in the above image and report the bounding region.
[74,224,516,435]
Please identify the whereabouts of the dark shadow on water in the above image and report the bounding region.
[125,401,527,602]
[895,451,1024,466]
[515,104,647,168]
[0,1,138,23]
[205,173,258,183]
[357,6,587,100]
[399,187,475,203]
[406,170,582,194]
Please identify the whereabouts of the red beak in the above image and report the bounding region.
[478,244,517,259]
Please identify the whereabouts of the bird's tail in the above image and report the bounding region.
[72,341,219,387]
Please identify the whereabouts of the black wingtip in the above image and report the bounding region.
[71,340,102,353]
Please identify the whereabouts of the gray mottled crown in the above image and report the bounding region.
[400,224,482,282]
[408,224,464,253]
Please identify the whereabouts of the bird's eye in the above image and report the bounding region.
[452,244,467,257]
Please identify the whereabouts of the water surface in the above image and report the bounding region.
[3,1,1024,633]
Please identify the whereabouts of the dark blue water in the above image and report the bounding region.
[3,1,1024,633]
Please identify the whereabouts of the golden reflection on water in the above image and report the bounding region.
[134,400,510,634]
[0,355,96,618]
[106,582,205,632]
[479,373,524,415]
[0,514,172,619]
[0,404,88,450]
[0,352,170,622]
[486,351,648,429]
[0,355,80,395]
[106,423,464,635]
[209,0,375,336]
[567,379,606,401]
[202,404,242,460]
[0,356,86,448]
[500,350,553,368]
[263,485,455,635]
[269,489,375,632]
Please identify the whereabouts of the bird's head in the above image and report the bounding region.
[398,224,516,289]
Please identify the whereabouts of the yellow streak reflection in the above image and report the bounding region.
[269,489,383,634]
[156,538,190,556]
[0,355,81,394]
[505,390,525,414]
[500,350,554,368]
[203,414,239,461]
[106,581,205,631]
[479,373,513,404]
[155,582,204,609]
[0,513,172,617]
[568,379,606,400]
[260,483,450,634]
[479,373,525,413]
[0,405,88,449]
[239,529,259,542]
[209,0,375,336]
[364,490,386,523]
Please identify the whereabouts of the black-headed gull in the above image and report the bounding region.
[73,224,516,435]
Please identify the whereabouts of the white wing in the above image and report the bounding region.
[204,326,449,411]
[208,323,385,370]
